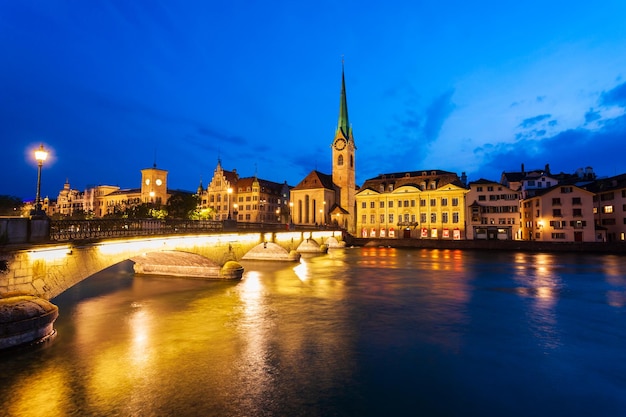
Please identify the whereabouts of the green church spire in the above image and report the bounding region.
[336,59,352,141]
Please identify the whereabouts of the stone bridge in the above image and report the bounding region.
[0,230,344,300]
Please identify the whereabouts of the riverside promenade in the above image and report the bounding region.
[346,236,626,255]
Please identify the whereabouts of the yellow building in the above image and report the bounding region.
[355,170,468,239]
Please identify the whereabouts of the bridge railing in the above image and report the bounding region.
[49,219,225,241]
[48,219,328,241]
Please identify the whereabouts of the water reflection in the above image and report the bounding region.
[513,253,561,351]
[2,250,626,416]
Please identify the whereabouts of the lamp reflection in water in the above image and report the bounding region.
[513,253,561,351]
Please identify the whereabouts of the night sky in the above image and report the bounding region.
[2,1,626,201]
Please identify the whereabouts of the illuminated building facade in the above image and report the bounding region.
[585,173,626,241]
[466,179,521,240]
[355,170,468,239]
[198,160,290,222]
[519,184,596,242]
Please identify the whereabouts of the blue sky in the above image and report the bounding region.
[2,1,626,200]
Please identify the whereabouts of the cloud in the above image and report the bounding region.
[585,108,601,124]
[518,114,551,129]
[600,81,626,107]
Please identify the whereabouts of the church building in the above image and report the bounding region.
[290,64,357,234]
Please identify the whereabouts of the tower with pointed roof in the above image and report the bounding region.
[331,62,356,233]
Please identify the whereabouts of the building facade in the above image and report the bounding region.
[519,184,596,242]
[586,173,626,242]
[466,179,520,240]
[355,170,468,239]
[198,160,290,223]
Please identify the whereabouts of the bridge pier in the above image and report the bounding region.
[0,230,346,300]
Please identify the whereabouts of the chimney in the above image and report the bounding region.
[545,164,550,174]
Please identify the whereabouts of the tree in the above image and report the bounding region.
[0,195,24,216]
[166,192,199,219]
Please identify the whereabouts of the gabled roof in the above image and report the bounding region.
[469,178,500,185]
[583,173,626,193]
[291,170,336,191]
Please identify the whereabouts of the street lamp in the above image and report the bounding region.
[33,144,48,216]
[227,187,233,219]
[233,203,238,220]
[289,201,293,225]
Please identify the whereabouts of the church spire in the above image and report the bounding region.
[336,59,352,141]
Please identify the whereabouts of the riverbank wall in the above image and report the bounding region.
[345,236,626,255]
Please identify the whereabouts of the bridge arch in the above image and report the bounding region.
[0,230,344,300]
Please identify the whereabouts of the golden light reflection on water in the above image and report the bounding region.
[513,253,561,351]
[602,256,626,307]
[9,364,69,417]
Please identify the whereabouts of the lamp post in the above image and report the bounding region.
[276,208,280,223]
[33,144,48,216]
[227,187,233,220]
[289,201,293,226]
[233,203,238,221]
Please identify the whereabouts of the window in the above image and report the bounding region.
[389,214,394,223]
[411,200,416,207]
[441,198,448,206]
[404,200,409,207]
[442,212,449,223]
[380,201,385,208]
[361,202,366,209]
[362,215,366,224]
[553,209,562,217]
[604,205,614,214]
[572,197,582,205]
[452,198,459,206]
[338,155,344,166]
[573,208,582,217]
[389,201,394,208]
[600,192,615,201]
[388,184,393,192]
[487,186,494,192]
[431,213,437,222]
[420,199,426,207]
[476,186,483,192]
[453,212,459,223]
[420,213,427,223]
[552,198,561,206]
[404,214,410,222]
[411,214,416,222]
[430,198,436,207]
[478,195,486,201]
[380,214,385,223]
[370,215,375,224]
[370,201,375,209]
[560,186,573,193]
[551,233,566,239]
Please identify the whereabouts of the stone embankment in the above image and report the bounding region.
[346,236,626,254]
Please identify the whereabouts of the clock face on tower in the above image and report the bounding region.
[334,137,347,151]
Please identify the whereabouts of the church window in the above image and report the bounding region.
[338,155,344,166]
[350,155,354,168]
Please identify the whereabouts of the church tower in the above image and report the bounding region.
[331,62,356,233]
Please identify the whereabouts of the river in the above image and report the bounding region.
[1,247,625,416]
